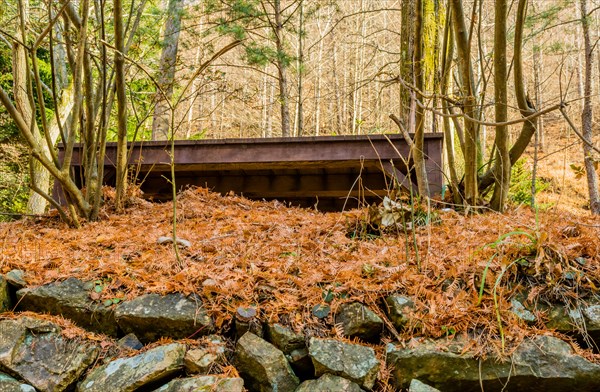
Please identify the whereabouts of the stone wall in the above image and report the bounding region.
[2,273,600,391]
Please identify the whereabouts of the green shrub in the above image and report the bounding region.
[508,159,549,206]
[0,143,29,221]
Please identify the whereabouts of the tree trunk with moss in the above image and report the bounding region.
[398,0,443,198]
[400,0,416,133]
[412,0,428,197]
[422,0,444,131]
[440,6,461,204]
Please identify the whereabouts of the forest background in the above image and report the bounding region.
[0,0,599,223]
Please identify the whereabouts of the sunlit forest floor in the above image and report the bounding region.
[531,120,592,214]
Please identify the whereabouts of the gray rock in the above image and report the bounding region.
[543,303,585,331]
[541,301,600,346]
[117,333,143,351]
[0,372,36,392]
[15,278,117,336]
[510,298,536,324]
[309,338,379,390]
[115,293,213,343]
[184,337,226,375]
[265,323,305,354]
[234,332,299,392]
[286,347,314,380]
[184,348,219,374]
[335,303,383,342]
[295,374,364,392]
[5,270,27,289]
[583,304,600,329]
[385,295,415,330]
[0,275,10,312]
[0,317,98,392]
[153,375,244,392]
[78,342,186,392]
[386,335,600,391]
[409,379,440,392]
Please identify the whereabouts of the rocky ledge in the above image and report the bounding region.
[3,273,600,391]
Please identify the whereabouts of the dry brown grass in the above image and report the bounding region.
[0,179,598,359]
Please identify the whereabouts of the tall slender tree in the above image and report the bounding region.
[490,0,510,211]
[114,0,128,209]
[579,0,600,214]
[450,0,478,206]
[273,0,292,136]
[152,0,184,140]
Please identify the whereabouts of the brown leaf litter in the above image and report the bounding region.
[1,187,599,359]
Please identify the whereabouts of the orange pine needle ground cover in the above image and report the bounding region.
[1,185,599,358]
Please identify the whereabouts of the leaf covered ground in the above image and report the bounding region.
[1,185,599,359]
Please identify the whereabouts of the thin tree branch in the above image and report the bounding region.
[560,106,600,155]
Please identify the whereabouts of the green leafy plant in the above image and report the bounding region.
[279,251,298,257]
[320,282,348,305]
[441,325,456,337]
[103,297,123,307]
[476,230,538,351]
[189,130,208,140]
[508,159,550,206]
[0,144,29,221]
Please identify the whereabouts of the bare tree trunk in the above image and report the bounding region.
[267,80,274,137]
[580,0,600,214]
[450,0,478,205]
[13,0,50,214]
[475,0,487,165]
[273,0,291,137]
[211,88,217,131]
[533,45,544,151]
[187,45,203,138]
[84,1,110,208]
[351,0,366,135]
[490,0,510,212]
[261,66,269,137]
[440,6,461,204]
[332,29,343,133]
[511,0,537,165]
[114,0,128,209]
[576,3,584,101]
[314,24,324,135]
[219,77,225,134]
[400,0,416,132]
[51,9,69,91]
[151,0,183,140]
[342,42,348,133]
[413,0,429,197]
[294,0,304,136]
[478,0,538,193]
